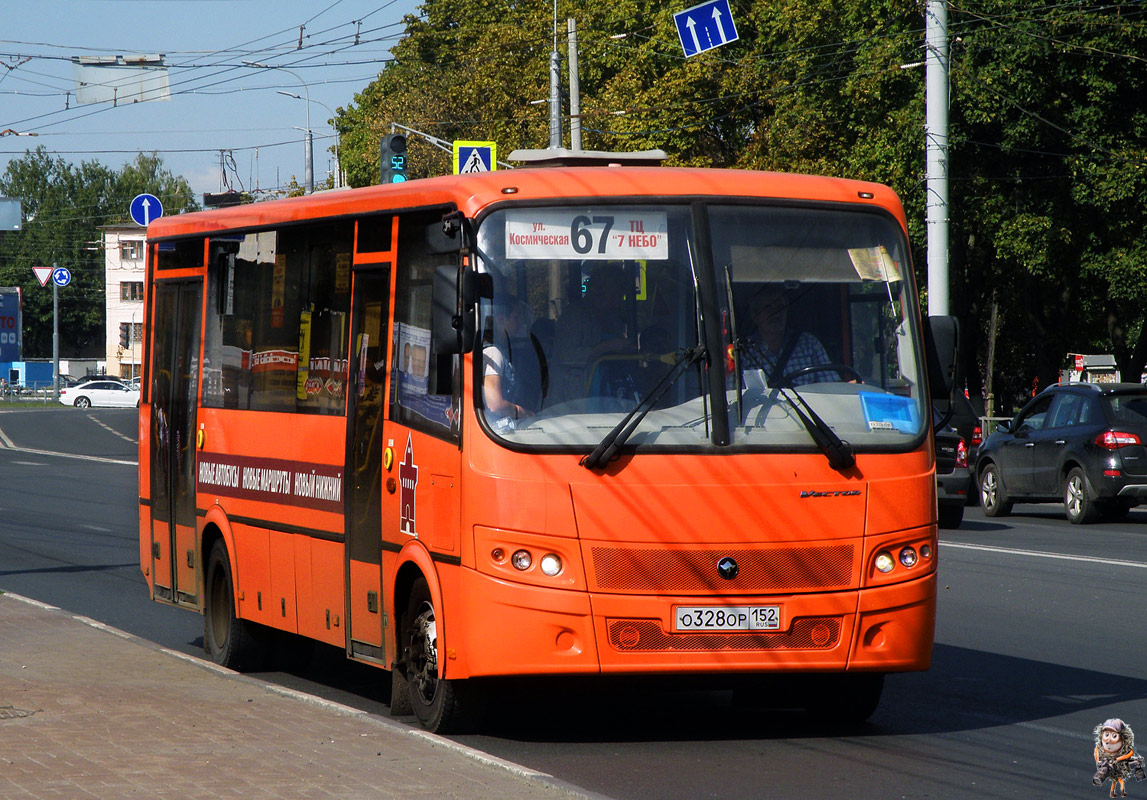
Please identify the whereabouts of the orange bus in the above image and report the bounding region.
[138,165,957,732]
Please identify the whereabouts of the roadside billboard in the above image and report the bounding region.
[0,287,22,362]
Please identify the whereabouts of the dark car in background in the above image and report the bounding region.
[975,383,1147,523]
[949,392,983,465]
[935,423,970,528]
[935,393,982,506]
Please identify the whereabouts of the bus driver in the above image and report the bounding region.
[741,284,840,387]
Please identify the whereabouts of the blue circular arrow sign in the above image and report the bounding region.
[52,267,71,287]
[129,193,163,227]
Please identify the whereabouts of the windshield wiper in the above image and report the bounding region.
[775,383,855,471]
[580,345,706,471]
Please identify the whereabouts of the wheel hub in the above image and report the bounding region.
[409,603,438,701]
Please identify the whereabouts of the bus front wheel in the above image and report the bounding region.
[204,539,266,671]
[403,577,484,733]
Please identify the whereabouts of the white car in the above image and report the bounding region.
[59,380,140,408]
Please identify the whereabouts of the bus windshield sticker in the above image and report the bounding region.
[848,246,902,283]
[505,209,669,261]
[858,391,919,434]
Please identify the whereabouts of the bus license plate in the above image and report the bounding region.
[674,606,781,632]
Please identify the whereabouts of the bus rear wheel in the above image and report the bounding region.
[403,577,484,733]
[204,539,266,671]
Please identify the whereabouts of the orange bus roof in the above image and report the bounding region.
[147,167,907,240]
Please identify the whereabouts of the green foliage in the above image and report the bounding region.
[334,0,1147,406]
[0,148,198,357]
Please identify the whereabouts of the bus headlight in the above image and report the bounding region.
[511,549,533,571]
[874,551,895,573]
[539,553,563,576]
[899,547,918,568]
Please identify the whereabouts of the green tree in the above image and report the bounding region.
[0,148,197,358]
[336,0,1147,412]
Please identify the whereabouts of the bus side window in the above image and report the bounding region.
[202,223,353,414]
[390,210,461,441]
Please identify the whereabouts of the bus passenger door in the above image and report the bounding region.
[148,281,202,609]
[346,268,389,663]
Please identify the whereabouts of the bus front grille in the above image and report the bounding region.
[589,544,855,593]
[605,617,841,652]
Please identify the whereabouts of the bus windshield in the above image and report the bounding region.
[474,202,926,452]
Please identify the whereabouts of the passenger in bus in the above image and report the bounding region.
[482,297,542,426]
[741,284,840,387]
[551,263,635,403]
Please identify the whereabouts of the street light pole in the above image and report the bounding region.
[245,61,313,194]
[278,91,340,189]
[130,308,138,381]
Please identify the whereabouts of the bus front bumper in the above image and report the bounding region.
[449,568,935,678]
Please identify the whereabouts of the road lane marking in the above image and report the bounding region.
[1017,721,1091,741]
[0,422,135,465]
[86,413,136,443]
[0,442,135,465]
[941,541,1147,569]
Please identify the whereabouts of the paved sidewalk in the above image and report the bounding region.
[0,592,594,800]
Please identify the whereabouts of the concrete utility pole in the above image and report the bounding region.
[925,0,950,317]
[549,0,562,148]
[52,261,59,399]
[568,18,582,151]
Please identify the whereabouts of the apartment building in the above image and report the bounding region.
[102,224,146,379]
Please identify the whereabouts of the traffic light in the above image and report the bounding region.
[380,133,408,184]
[119,323,130,350]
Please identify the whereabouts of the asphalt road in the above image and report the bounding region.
[1,405,1144,799]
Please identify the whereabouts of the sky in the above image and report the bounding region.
[0,0,422,204]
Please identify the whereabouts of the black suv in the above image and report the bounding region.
[975,382,1147,523]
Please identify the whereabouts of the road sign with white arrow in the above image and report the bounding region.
[129,193,163,227]
[673,0,739,58]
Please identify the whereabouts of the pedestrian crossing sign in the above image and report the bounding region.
[453,141,496,174]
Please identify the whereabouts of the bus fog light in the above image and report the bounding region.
[491,548,506,563]
[920,544,932,560]
[899,547,918,568]
[511,549,533,571]
[875,551,895,573]
[539,554,562,576]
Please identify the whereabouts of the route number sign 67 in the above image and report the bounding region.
[505,208,669,261]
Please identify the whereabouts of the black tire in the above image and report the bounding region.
[1064,467,1099,524]
[980,463,1013,517]
[204,539,267,671]
[804,673,884,723]
[389,664,412,717]
[403,577,484,733]
[74,396,91,408]
[938,503,964,529]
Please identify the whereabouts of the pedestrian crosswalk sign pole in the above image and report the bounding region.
[452,141,496,174]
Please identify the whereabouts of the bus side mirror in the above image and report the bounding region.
[426,214,464,254]
[924,315,960,401]
[431,266,491,355]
